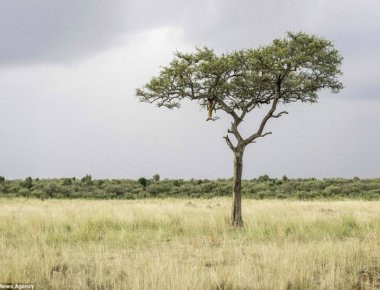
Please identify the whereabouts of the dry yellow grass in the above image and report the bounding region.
[0,198,379,289]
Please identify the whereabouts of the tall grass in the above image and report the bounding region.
[0,198,379,289]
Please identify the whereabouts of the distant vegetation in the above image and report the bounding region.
[0,175,379,200]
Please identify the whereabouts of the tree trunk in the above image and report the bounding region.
[231,148,244,227]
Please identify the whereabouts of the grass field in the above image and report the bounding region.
[0,198,379,289]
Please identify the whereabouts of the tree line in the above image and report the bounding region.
[0,175,379,200]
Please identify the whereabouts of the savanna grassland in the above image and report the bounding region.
[1,198,379,289]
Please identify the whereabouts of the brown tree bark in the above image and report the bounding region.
[231,148,244,227]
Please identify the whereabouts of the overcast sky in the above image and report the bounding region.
[0,0,379,179]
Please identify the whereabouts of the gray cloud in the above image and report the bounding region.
[0,0,313,65]
[1,0,380,65]
[0,0,133,65]
[0,0,379,179]
[0,0,211,66]
[2,0,380,101]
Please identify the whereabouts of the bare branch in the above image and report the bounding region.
[259,131,272,138]
[244,97,279,144]
[223,135,236,151]
[230,122,243,142]
[272,111,288,118]
[239,110,247,121]
[246,132,272,144]
[243,78,283,145]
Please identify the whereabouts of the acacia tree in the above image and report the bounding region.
[136,32,343,227]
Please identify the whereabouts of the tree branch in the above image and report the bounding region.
[244,97,279,144]
[216,98,239,121]
[246,132,272,144]
[259,131,272,138]
[229,122,243,142]
[243,78,283,145]
[223,135,236,151]
[272,111,288,118]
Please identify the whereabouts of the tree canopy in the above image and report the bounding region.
[137,32,342,150]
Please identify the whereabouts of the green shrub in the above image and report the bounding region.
[96,180,105,187]
[31,190,47,199]
[21,177,33,189]
[323,185,341,196]
[81,174,93,186]
[257,175,270,183]
[146,183,165,197]
[92,189,108,199]
[45,183,59,197]
[105,185,125,196]
[62,178,72,186]
[276,193,287,199]
[18,188,30,197]
[138,177,148,188]
[125,193,136,200]
[152,174,160,182]
[173,179,184,187]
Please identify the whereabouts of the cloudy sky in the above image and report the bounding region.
[0,0,379,179]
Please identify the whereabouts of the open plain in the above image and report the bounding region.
[0,198,379,289]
